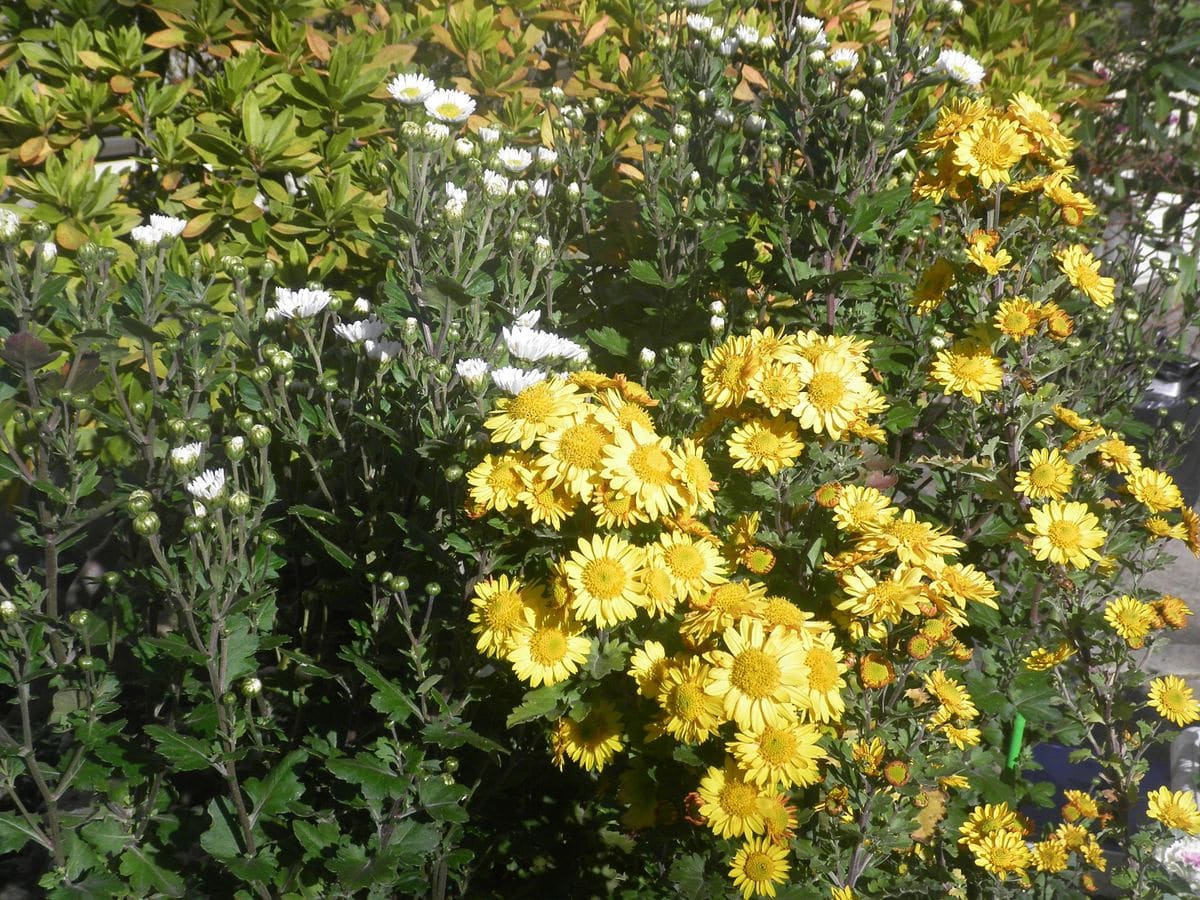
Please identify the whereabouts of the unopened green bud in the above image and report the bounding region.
[228,491,252,516]
[444,464,463,482]
[69,609,91,628]
[249,424,272,448]
[167,418,188,439]
[271,351,294,373]
[189,421,211,442]
[30,222,51,242]
[102,571,120,588]
[235,413,254,432]
[425,582,442,597]
[133,512,160,537]
[4,555,18,569]
[79,656,96,671]
[260,528,281,544]
[183,516,205,535]
[260,260,276,279]
[241,676,263,696]
[319,373,338,392]
[127,490,154,515]
[251,366,272,384]
[0,600,16,620]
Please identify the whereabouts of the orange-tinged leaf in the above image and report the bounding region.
[109,74,134,94]
[145,28,186,50]
[55,221,87,250]
[582,15,609,48]
[76,50,108,69]
[733,79,756,102]
[18,136,49,165]
[181,214,211,238]
[616,162,643,182]
[305,27,331,62]
[741,65,768,87]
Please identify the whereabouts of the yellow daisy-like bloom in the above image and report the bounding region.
[747,326,801,363]
[748,359,805,416]
[675,437,717,514]
[1026,501,1107,568]
[1126,467,1184,513]
[536,411,611,500]
[1147,786,1200,834]
[601,423,684,519]
[681,580,768,644]
[594,388,657,434]
[1056,244,1115,309]
[829,888,854,900]
[1008,92,1076,158]
[1156,595,1193,629]
[628,640,668,698]
[1104,595,1156,649]
[1097,436,1141,473]
[1024,643,1075,671]
[590,485,650,529]
[930,342,1003,403]
[657,530,729,603]
[467,452,532,512]
[790,352,872,440]
[932,562,1000,610]
[1040,300,1075,340]
[729,835,791,899]
[1148,675,1200,727]
[837,564,927,624]
[639,551,682,619]
[994,297,1041,340]
[797,631,847,723]
[551,700,624,772]
[697,762,769,839]
[919,96,991,153]
[1182,505,1200,556]
[656,658,723,744]
[728,716,825,788]
[485,378,581,449]
[952,114,1032,189]
[760,793,799,844]
[942,723,982,749]
[756,595,824,636]
[911,257,956,314]
[467,575,544,658]
[1062,790,1099,822]
[1030,837,1068,873]
[517,473,578,529]
[1045,182,1096,226]
[959,801,1021,850]
[926,669,979,721]
[788,331,873,366]
[863,509,965,567]
[506,607,592,687]
[1146,516,1188,541]
[728,417,805,476]
[858,652,895,689]
[971,830,1031,879]
[705,618,810,731]
[703,335,760,409]
[852,736,885,775]
[939,774,970,791]
[563,534,646,628]
[832,484,898,534]
[1014,447,1074,501]
[1053,404,1095,432]
[965,242,1012,276]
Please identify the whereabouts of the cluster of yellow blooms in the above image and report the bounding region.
[912,94,1118,407]
[958,796,1107,885]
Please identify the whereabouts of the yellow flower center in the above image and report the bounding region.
[629,443,674,485]
[949,355,990,381]
[746,428,782,457]
[755,371,798,406]
[742,851,774,881]
[805,647,839,693]
[682,455,712,488]
[582,557,627,599]
[1002,311,1032,333]
[644,567,674,603]
[487,464,522,493]
[757,725,797,765]
[486,591,524,629]
[671,681,706,719]
[719,779,759,816]
[730,648,781,698]
[988,844,1023,868]
[807,372,847,411]
[557,423,606,469]
[507,383,555,424]
[664,544,706,580]
[970,131,1013,169]
[1074,265,1099,291]
[1047,519,1082,550]
[530,627,568,665]
[614,403,655,431]
[763,598,802,628]
[886,520,927,544]
[1029,463,1058,488]
[710,582,751,613]
[717,354,750,389]
[435,101,462,119]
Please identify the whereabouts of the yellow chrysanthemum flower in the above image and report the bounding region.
[1147,786,1200,834]
[628,640,668,698]
[918,96,991,153]
[952,114,1033,189]
[1062,790,1100,822]
[1056,244,1115,309]
[594,388,657,433]
[551,700,624,772]
[1029,839,1068,873]
[728,416,805,475]
[536,411,612,500]
[1014,447,1074,500]
[1148,675,1200,727]
[837,564,927,624]
[590,484,650,529]
[1045,182,1096,226]
[506,607,592,687]
[468,575,544,658]
[972,829,1031,879]
[1146,516,1188,541]
[601,423,685,519]
[965,242,1012,276]
[697,762,769,839]
[1182,506,1200,556]
[639,551,682,619]
[1007,92,1076,158]
[942,723,983,749]
[959,801,1021,850]
[681,580,768,644]
[1040,300,1074,340]
[1104,595,1156,649]
[728,836,791,899]
[656,658,723,744]
[930,341,1003,403]
[994,297,1041,339]
[1024,643,1075,671]
[926,669,979,721]
[675,437,717,514]
[705,618,811,731]
[1126,467,1184,513]
[755,595,822,635]
[467,451,533,512]
[747,359,805,415]
[862,509,965,567]
[728,716,825,789]
[1156,595,1193,629]
[798,630,847,723]
[832,484,898,534]
[790,352,872,439]
[485,378,582,449]
[1026,501,1107,568]
[563,534,646,627]
[517,473,578,529]
[657,531,729,603]
[1097,436,1141,473]
[703,336,760,409]
[912,258,956,314]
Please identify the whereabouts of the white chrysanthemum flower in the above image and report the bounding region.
[269,286,333,320]
[333,317,387,343]
[933,49,986,87]
[497,146,532,174]
[687,14,713,32]
[423,122,450,143]
[735,24,760,47]
[553,335,587,362]
[718,37,739,56]
[0,209,19,240]
[794,16,826,42]
[148,214,187,237]
[503,325,561,362]
[424,89,475,124]
[639,347,656,366]
[515,309,541,328]
[453,137,474,158]
[530,178,551,198]
[482,169,511,200]
[187,469,226,502]
[364,339,403,362]
[477,126,501,145]
[829,47,859,73]
[130,224,166,249]
[455,358,490,386]
[170,442,203,470]
[710,314,726,333]
[387,72,436,104]
[491,366,546,394]
[39,242,57,264]
[353,297,371,313]
[534,147,558,167]
[758,33,776,52]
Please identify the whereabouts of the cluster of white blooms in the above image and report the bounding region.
[186,468,226,502]
[932,49,986,87]
[0,209,19,241]
[364,339,403,362]
[265,286,333,321]
[387,71,476,124]
[333,316,387,343]
[444,182,468,220]
[496,146,532,174]
[455,357,490,388]
[490,366,547,394]
[130,214,187,250]
[451,310,588,395]
[502,324,586,363]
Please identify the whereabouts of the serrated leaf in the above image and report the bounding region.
[669,853,707,895]
[506,683,564,728]
[246,750,306,824]
[348,657,420,724]
[586,326,630,358]
[293,818,340,857]
[292,514,355,569]
[327,753,405,801]
[200,796,243,860]
[118,846,184,897]
[81,818,129,855]
[417,777,469,823]
[143,725,213,771]
[628,258,667,287]
[0,813,49,853]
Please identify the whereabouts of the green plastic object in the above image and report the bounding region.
[1006,713,1026,770]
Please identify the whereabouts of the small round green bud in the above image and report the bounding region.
[189,421,212,442]
[425,582,442,597]
[227,491,252,516]
[31,407,50,425]
[4,554,18,569]
[78,656,96,671]
[59,390,74,406]
[440,773,456,786]
[251,366,272,384]
[432,364,452,384]
[167,418,188,439]
[391,575,410,592]
[1065,336,1083,350]
[235,413,255,432]
[260,260,277,278]
[221,692,236,706]
[1158,407,1170,419]
[131,401,148,417]
[183,516,205,535]
[70,394,88,410]
[249,424,272,448]
[0,599,16,620]
[271,351,294,374]
[69,609,91,628]
[319,373,338,392]
[260,527,281,544]
[103,571,120,588]
[444,464,463,483]
[132,512,160,537]
[241,676,263,697]
[1171,420,1186,435]
[127,490,154,515]
[443,756,459,774]
[30,222,51,242]
[675,341,694,357]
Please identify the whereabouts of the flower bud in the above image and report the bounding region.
[672,123,690,140]
[0,210,20,242]
[127,490,154,515]
[242,676,263,697]
[425,582,442,597]
[260,260,277,279]
[532,236,553,266]
[709,300,726,316]
[69,609,92,628]
[710,315,726,334]
[929,335,948,350]
[400,120,422,143]
[228,491,252,515]
[249,424,272,448]
[39,242,57,265]
[270,351,294,373]
[808,49,826,66]
[744,114,765,136]
[225,435,247,461]
[133,512,160,537]
[453,137,475,158]
[847,88,867,110]
[402,317,420,341]
[639,347,656,368]
[251,366,272,384]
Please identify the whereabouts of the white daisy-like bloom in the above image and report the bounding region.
[423,122,450,143]
[482,169,511,200]
[530,178,551,198]
[687,14,713,32]
[735,24,760,47]
[268,286,333,321]
[130,224,167,249]
[445,182,468,205]
[794,16,825,41]
[187,469,226,502]
[758,33,776,52]
[829,47,859,74]
[0,209,19,240]
[387,72,436,104]
[503,325,561,362]
[491,366,546,394]
[148,214,187,238]
[455,358,490,386]
[364,339,403,362]
[453,137,474,157]
[933,49,986,87]
[424,88,475,124]
[170,442,203,468]
[497,146,532,174]
[553,335,587,362]
[333,317,387,343]
[477,126,501,145]
[718,37,739,57]
[533,147,558,167]
[515,309,541,328]
[353,297,371,313]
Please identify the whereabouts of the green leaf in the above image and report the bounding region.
[628,259,667,287]
[200,796,243,860]
[223,615,260,681]
[81,818,130,855]
[118,846,184,897]
[293,818,340,857]
[143,725,213,772]
[348,656,420,724]
[417,776,469,823]
[292,514,355,569]
[327,753,406,801]
[669,853,708,895]
[506,683,565,728]
[585,326,630,358]
[0,813,48,853]
[246,750,306,824]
